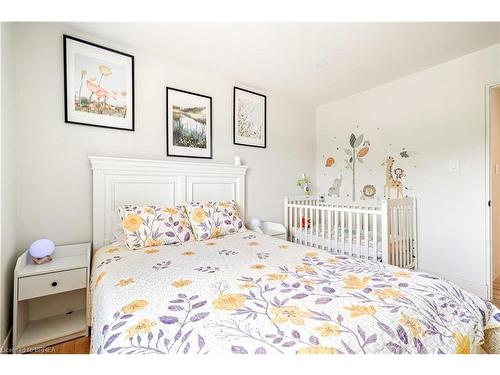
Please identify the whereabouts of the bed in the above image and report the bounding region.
[88,156,500,354]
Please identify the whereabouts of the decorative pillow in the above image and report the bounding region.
[185,200,246,240]
[118,205,194,249]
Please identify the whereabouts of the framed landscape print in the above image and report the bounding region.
[166,87,212,159]
[233,87,266,148]
[63,35,134,131]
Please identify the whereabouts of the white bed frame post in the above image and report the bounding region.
[380,200,389,265]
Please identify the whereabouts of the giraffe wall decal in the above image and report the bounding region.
[382,156,403,198]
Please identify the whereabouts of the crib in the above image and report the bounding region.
[284,196,418,269]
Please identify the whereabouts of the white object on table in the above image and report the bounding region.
[261,221,287,240]
[234,156,241,166]
[12,242,91,353]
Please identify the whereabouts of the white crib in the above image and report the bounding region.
[284,196,418,269]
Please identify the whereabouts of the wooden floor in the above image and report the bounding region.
[493,276,500,308]
[30,336,90,354]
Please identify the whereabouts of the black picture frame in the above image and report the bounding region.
[63,34,135,131]
[166,87,213,159]
[233,86,267,148]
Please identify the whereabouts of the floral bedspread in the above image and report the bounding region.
[90,231,500,354]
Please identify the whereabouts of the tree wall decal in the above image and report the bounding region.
[344,132,369,201]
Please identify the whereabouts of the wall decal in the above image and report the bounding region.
[328,173,343,197]
[394,167,406,180]
[400,148,418,158]
[361,184,376,199]
[382,156,404,198]
[344,132,370,201]
[325,157,335,167]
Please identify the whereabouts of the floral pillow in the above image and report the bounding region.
[118,205,194,249]
[184,200,246,240]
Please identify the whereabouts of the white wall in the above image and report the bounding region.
[1,22,17,350]
[316,45,500,298]
[13,23,315,251]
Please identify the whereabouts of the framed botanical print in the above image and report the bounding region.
[233,87,266,148]
[63,35,134,131]
[166,87,213,159]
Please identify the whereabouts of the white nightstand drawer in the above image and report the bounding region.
[18,268,87,301]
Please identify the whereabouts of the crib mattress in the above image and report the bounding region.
[291,227,382,261]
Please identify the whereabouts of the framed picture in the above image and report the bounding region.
[233,87,266,148]
[63,35,134,131]
[166,87,212,159]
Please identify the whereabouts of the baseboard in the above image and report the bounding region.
[1,328,12,354]
[419,268,488,299]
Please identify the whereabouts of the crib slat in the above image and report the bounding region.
[333,210,338,253]
[348,211,353,257]
[321,209,325,250]
[315,207,320,249]
[373,213,378,262]
[340,211,345,255]
[356,212,361,259]
[403,205,408,268]
[393,206,399,267]
[299,207,305,245]
[309,206,313,246]
[400,206,404,267]
[364,213,369,261]
[328,210,332,253]
[293,205,297,244]
[306,206,310,246]
[405,205,409,267]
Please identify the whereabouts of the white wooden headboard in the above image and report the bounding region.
[89,156,248,250]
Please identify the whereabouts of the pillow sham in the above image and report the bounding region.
[185,200,246,240]
[118,205,194,249]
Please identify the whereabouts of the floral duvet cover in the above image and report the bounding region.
[90,231,500,354]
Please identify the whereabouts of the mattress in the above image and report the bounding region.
[90,231,500,354]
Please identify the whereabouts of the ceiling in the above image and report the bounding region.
[67,22,500,106]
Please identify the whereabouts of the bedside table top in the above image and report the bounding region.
[16,242,91,278]
[261,221,286,236]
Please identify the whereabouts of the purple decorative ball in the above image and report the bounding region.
[29,239,55,258]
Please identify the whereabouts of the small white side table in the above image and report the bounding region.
[12,242,91,353]
[259,222,287,240]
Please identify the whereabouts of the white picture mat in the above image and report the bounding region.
[167,89,212,158]
[65,37,133,129]
[234,88,266,147]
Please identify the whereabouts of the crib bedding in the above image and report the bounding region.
[90,231,500,354]
[291,227,382,260]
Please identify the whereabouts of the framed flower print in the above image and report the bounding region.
[63,35,135,131]
[166,87,213,159]
[233,87,266,148]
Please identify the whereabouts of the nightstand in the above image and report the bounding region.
[12,242,91,353]
[261,222,286,240]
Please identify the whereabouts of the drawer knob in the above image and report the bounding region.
[51,281,58,287]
